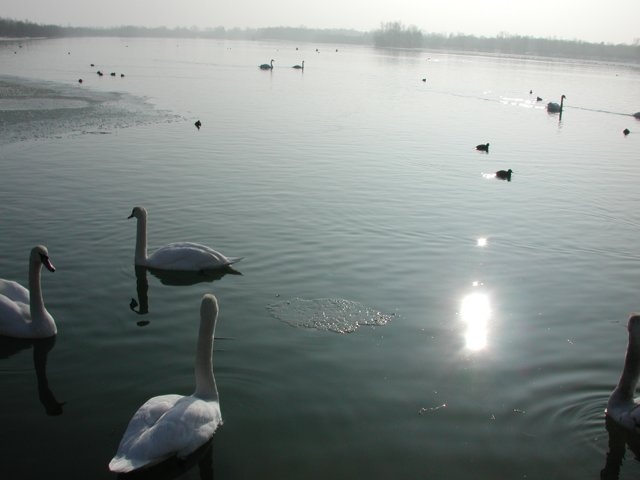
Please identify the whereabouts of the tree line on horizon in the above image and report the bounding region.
[1,17,638,63]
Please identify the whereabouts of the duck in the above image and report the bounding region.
[109,294,223,473]
[128,206,241,271]
[495,169,512,181]
[0,246,56,339]
[623,128,630,136]
[259,59,274,70]
[547,95,566,113]
[194,120,202,130]
[292,61,304,70]
[536,96,543,102]
[476,143,490,152]
[606,314,640,433]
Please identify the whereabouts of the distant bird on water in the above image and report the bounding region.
[292,61,304,70]
[496,169,512,181]
[633,112,640,119]
[536,96,543,102]
[476,143,490,152]
[195,120,202,130]
[78,79,83,84]
[259,59,274,70]
[623,128,630,136]
[547,95,566,113]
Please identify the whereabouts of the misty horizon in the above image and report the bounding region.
[3,0,639,46]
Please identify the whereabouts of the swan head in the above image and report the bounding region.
[127,206,147,220]
[31,245,55,272]
[628,314,640,334]
[201,294,219,321]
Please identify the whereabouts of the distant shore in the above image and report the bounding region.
[1,18,638,64]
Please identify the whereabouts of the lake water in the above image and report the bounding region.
[1,37,640,479]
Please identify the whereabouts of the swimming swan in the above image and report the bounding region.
[259,59,274,70]
[292,61,304,69]
[606,314,640,433]
[0,246,56,339]
[128,206,241,271]
[547,95,566,113]
[109,294,223,473]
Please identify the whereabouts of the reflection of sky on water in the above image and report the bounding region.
[461,292,491,351]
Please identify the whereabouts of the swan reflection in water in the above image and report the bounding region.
[0,335,64,416]
[600,416,640,480]
[130,265,241,325]
[115,438,214,480]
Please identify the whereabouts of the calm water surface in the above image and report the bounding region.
[1,37,640,479]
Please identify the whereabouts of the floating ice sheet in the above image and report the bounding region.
[0,76,175,145]
[267,297,394,334]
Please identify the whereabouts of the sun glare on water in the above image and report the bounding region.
[461,292,491,351]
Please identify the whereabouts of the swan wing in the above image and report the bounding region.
[147,242,239,271]
[0,279,29,304]
[109,395,221,473]
[607,401,640,433]
[0,295,32,337]
[110,394,183,472]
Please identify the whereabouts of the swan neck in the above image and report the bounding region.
[134,215,148,265]
[194,315,218,400]
[613,332,640,401]
[28,258,46,319]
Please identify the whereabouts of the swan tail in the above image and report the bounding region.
[108,456,138,473]
[226,257,243,265]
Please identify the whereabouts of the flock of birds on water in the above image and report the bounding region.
[3,47,640,474]
[3,202,640,472]
[0,207,241,472]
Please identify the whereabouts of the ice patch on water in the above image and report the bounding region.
[267,297,394,334]
[0,75,177,145]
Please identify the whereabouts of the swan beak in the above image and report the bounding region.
[127,213,134,219]
[40,254,56,272]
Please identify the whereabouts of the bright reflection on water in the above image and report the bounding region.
[461,292,491,351]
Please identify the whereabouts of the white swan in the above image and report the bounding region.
[128,206,241,271]
[109,294,223,473]
[606,314,640,433]
[0,246,56,339]
[547,94,566,113]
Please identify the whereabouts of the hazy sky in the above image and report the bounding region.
[5,0,639,45]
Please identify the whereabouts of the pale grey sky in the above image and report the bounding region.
[4,0,639,45]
